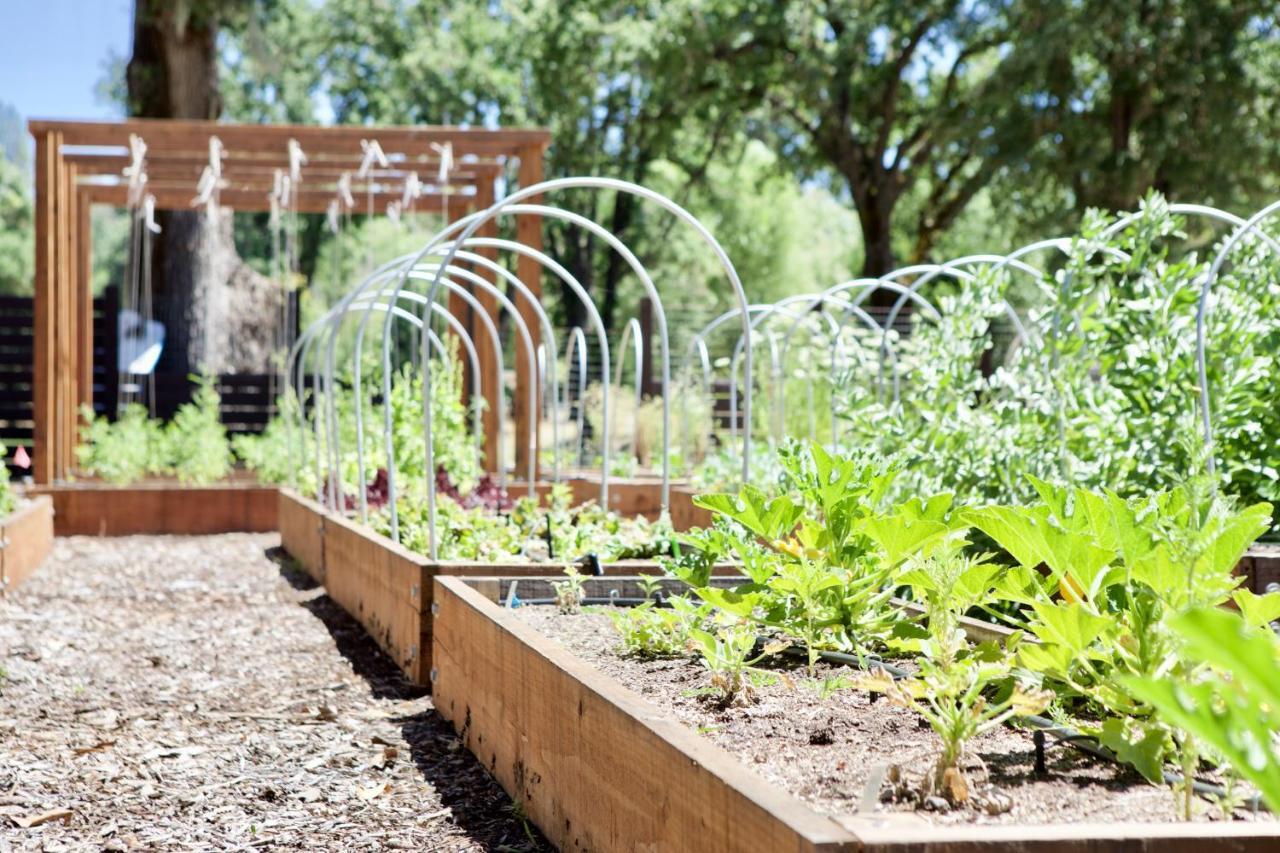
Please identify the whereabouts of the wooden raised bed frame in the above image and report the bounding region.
[29,480,277,536]
[0,496,54,591]
[277,487,729,685]
[433,574,1280,853]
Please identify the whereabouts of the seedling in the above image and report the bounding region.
[685,624,788,706]
[855,659,1050,806]
[552,566,587,615]
[606,595,708,658]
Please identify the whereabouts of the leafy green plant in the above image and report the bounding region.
[1125,606,1280,814]
[635,574,664,601]
[686,624,786,706]
[552,566,587,614]
[606,595,708,658]
[76,403,167,484]
[798,195,1280,531]
[670,443,953,668]
[856,657,1050,806]
[857,538,1048,807]
[76,375,233,485]
[376,479,675,565]
[964,475,1277,806]
[165,374,232,484]
[233,391,314,490]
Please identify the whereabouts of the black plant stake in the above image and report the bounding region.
[544,512,555,560]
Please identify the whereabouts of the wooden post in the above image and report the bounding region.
[32,131,58,483]
[57,161,78,478]
[513,145,545,480]
[468,180,502,475]
[77,192,94,411]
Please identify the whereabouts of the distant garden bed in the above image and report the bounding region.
[1,496,53,590]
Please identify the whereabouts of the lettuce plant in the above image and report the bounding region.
[606,595,708,658]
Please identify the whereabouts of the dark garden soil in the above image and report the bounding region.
[514,605,1272,828]
[0,534,550,851]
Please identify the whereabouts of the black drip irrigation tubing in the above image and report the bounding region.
[505,591,1267,814]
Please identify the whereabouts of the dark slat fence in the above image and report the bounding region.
[1,287,285,477]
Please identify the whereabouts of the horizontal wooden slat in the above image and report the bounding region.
[32,118,551,155]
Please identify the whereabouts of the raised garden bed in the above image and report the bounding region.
[276,487,731,685]
[669,483,713,531]
[433,574,1280,852]
[29,478,277,536]
[1239,542,1280,593]
[0,496,54,591]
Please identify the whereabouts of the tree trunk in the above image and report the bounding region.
[849,177,901,305]
[127,0,279,375]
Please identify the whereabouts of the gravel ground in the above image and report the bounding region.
[0,534,551,852]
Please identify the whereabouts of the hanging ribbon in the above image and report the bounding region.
[192,165,219,214]
[208,135,225,178]
[288,139,307,184]
[386,200,402,226]
[326,198,341,234]
[357,139,389,178]
[124,134,148,208]
[430,141,453,184]
[143,194,161,234]
[401,171,421,209]
[337,172,355,209]
[269,168,285,229]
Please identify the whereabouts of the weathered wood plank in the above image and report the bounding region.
[836,813,1280,852]
[433,576,858,852]
[670,484,713,531]
[28,483,277,536]
[0,496,54,590]
[278,488,326,583]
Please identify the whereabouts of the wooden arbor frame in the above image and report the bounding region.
[28,118,551,484]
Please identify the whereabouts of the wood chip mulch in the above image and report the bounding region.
[0,533,551,852]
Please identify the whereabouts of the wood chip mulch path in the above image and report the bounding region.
[0,533,551,852]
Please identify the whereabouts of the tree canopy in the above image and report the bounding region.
[7,0,1280,310]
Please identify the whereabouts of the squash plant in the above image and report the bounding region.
[964,475,1277,809]
[1126,606,1280,813]
[669,443,972,675]
[856,530,1051,807]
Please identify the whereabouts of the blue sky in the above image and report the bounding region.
[0,1,133,121]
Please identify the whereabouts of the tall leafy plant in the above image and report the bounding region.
[965,476,1277,809]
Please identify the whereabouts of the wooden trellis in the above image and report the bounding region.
[28,118,550,484]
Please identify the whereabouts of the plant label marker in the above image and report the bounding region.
[859,763,887,814]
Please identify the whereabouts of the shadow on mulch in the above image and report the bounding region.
[266,547,552,851]
[265,546,320,592]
